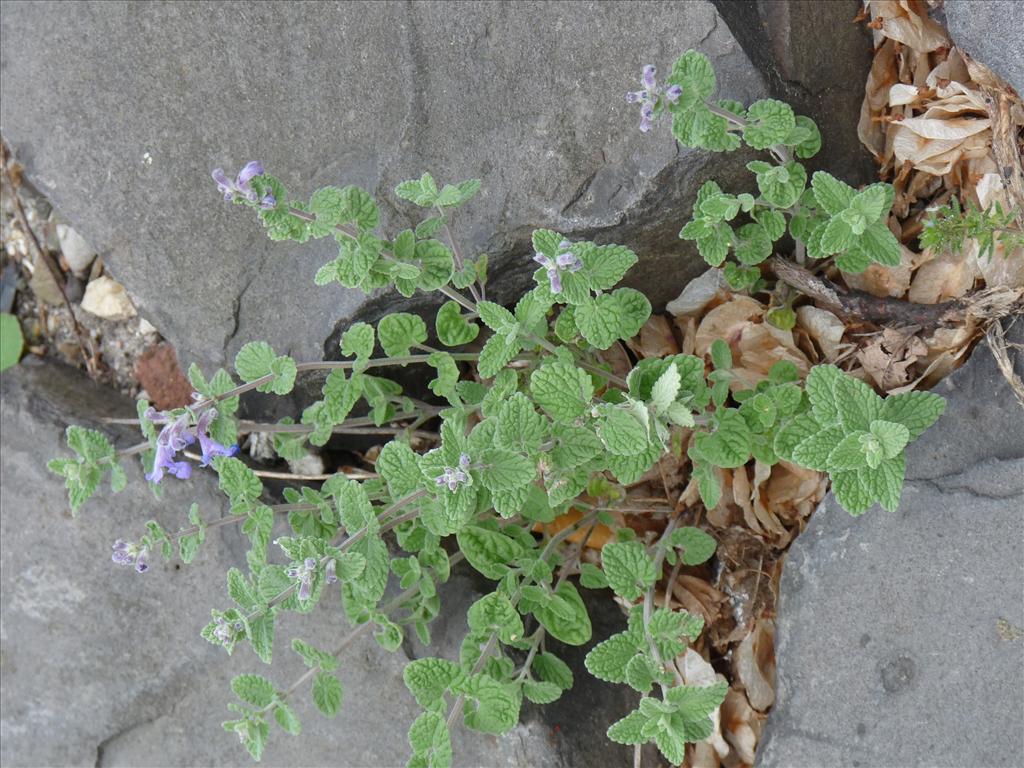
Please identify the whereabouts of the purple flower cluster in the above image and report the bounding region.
[287,557,318,601]
[213,615,244,644]
[145,407,238,484]
[435,453,472,492]
[211,161,275,209]
[533,240,582,294]
[626,65,682,132]
[112,539,150,573]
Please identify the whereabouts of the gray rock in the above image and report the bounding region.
[1,0,872,375]
[0,0,760,372]
[759,326,1024,768]
[0,358,634,767]
[944,0,1024,94]
[712,0,877,187]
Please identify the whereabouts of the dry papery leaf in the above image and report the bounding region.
[857,326,929,391]
[692,295,811,391]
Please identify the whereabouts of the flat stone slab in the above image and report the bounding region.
[0,0,764,371]
[0,358,640,767]
[759,327,1024,767]
[944,0,1023,94]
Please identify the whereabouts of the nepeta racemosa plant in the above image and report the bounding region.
[49,47,946,767]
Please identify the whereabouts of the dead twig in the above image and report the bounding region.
[771,256,1024,328]
[1,143,96,373]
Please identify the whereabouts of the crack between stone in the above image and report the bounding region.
[94,715,160,768]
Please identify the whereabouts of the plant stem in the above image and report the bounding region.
[643,515,684,692]
[255,489,428,616]
[260,551,469,714]
[702,99,793,164]
[190,354,479,412]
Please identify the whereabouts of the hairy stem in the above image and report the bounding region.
[643,514,683,693]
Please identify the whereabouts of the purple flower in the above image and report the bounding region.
[533,240,581,295]
[626,65,681,133]
[286,557,318,601]
[145,414,195,484]
[213,615,244,644]
[324,558,338,585]
[435,453,472,492]
[210,161,273,207]
[111,539,149,573]
[111,539,135,566]
[195,410,239,467]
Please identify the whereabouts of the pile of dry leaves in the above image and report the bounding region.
[565,2,1023,765]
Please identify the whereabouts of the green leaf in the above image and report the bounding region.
[668,527,717,565]
[791,426,845,471]
[291,638,338,671]
[523,679,562,704]
[232,674,276,707]
[595,403,651,457]
[602,541,657,601]
[755,209,787,241]
[835,373,882,432]
[865,454,905,512]
[427,352,459,399]
[870,419,910,460]
[495,392,547,453]
[338,186,380,231]
[0,313,23,371]
[477,333,521,379]
[811,171,855,216]
[214,456,263,502]
[378,313,428,357]
[805,364,843,426]
[532,229,564,258]
[234,341,296,394]
[743,99,795,149]
[478,448,536,491]
[457,525,523,580]
[648,609,704,657]
[607,710,649,746]
[273,701,301,735]
[827,432,870,471]
[820,216,855,255]
[530,361,593,421]
[532,582,591,646]
[396,173,439,206]
[854,219,902,267]
[376,441,424,498]
[734,223,773,265]
[693,409,751,468]
[467,592,525,644]
[340,322,374,369]
[312,671,343,717]
[457,673,521,735]
[667,50,716,111]
[435,301,479,347]
[850,184,891,224]
[577,242,638,291]
[585,631,641,683]
[692,460,722,510]
[404,657,462,708]
[533,652,573,691]
[878,390,946,439]
[831,469,875,516]
[476,300,517,333]
[789,115,822,158]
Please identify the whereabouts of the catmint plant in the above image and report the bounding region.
[48,48,948,767]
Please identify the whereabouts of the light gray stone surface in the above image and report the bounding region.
[758,325,1024,768]
[0,0,766,372]
[0,358,641,767]
[944,0,1024,94]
